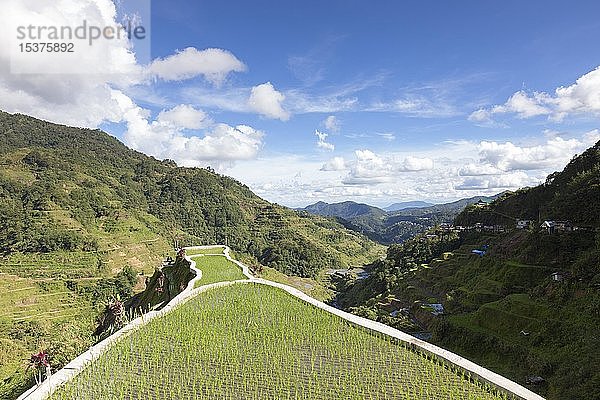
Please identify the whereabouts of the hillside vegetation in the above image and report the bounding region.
[0,111,381,399]
[337,140,600,400]
[300,196,498,244]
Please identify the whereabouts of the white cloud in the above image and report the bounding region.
[339,151,435,185]
[156,105,210,130]
[468,108,493,123]
[315,129,335,151]
[366,97,458,118]
[148,47,246,85]
[284,89,358,113]
[343,150,392,185]
[0,0,268,171]
[492,91,551,118]
[0,0,139,127]
[552,66,600,119]
[454,134,600,190]
[477,137,593,171]
[226,131,599,207]
[583,129,600,144]
[323,115,340,132]
[247,82,290,121]
[455,172,533,191]
[459,163,503,176]
[0,0,249,133]
[181,124,264,164]
[111,90,263,168]
[321,156,346,171]
[377,132,396,141]
[471,66,600,122]
[399,156,434,172]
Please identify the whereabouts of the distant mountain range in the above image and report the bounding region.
[298,195,500,244]
[384,201,433,212]
[301,201,386,220]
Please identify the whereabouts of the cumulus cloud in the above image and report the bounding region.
[338,150,433,185]
[148,47,246,85]
[323,115,340,132]
[468,108,492,123]
[0,0,270,170]
[0,0,139,127]
[112,90,263,168]
[454,134,600,190]
[455,172,533,190]
[399,156,434,172]
[458,163,503,176]
[247,82,290,121]
[471,66,600,122]
[550,66,600,120]
[0,1,249,129]
[232,131,600,206]
[321,156,346,171]
[343,150,392,185]
[493,91,551,118]
[315,129,335,151]
[477,137,592,171]
[180,124,264,164]
[156,105,210,130]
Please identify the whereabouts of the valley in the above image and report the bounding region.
[1,111,598,400]
[298,195,500,244]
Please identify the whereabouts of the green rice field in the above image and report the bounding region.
[192,255,247,287]
[49,283,509,400]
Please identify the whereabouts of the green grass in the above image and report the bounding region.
[186,246,226,256]
[193,255,247,287]
[260,265,334,302]
[50,283,508,400]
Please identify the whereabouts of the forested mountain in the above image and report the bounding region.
[0,111,382,398]
[384,201,433,211]
[336,140,600,400]
[301,201,387,220]
[0,111,380,276]
[300,196,498,244]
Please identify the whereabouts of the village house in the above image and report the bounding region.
[439,223,453,231]
[541,220,573,234]
[473,199,488,208]
[516,220,533,229]
[551,272,566,282]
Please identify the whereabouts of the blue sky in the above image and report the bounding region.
[2,0,600,207]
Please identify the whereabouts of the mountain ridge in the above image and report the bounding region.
[299,195,499,244]
[0,110,383,398]
[384,201,434,212]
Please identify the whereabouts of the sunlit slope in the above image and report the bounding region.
[51,283,508,400]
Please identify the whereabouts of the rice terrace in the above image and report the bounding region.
[21,246,542,400]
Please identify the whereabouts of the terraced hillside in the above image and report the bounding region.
[47,253,513,400]
[337,140,600,400]
[0,110,382,399]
